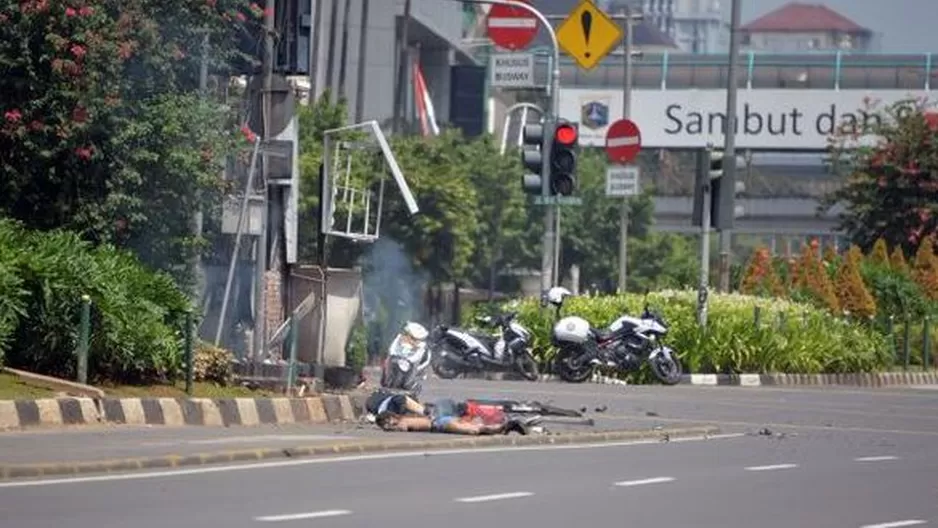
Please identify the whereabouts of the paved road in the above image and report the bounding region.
[421,379,938,436]
[1,428,936,528]
[3,379,938,467]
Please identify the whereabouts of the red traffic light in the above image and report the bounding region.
[554,123,577,146]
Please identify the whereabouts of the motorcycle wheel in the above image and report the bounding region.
[555,347,593,383]
[650,350,683,385]
[514,351,540,381]
[431,353,461,380]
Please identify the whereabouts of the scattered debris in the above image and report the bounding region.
[645,411,659,417]
[594,405,608,413]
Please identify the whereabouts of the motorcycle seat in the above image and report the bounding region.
[592,327,616,343]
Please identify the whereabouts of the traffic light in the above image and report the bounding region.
[692,148,745,229]
[549,120,579,195]
[520,121,551,195]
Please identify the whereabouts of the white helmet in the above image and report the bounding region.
[543,286,573,307]
[401,321,428,341]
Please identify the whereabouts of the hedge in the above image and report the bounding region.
[0,218,191,383]
[472,289,893,379]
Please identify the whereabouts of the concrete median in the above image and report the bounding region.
[0,425,721,481]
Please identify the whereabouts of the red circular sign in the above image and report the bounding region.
[605,119,642,164]
[486,2,538,51]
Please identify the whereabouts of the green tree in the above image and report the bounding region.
[552,148,654,288]
[0,0,257,287]
[822,98,938,255]
[459,134,531,294]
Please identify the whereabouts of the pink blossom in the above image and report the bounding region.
[78,5,92,16]
[70,44,86,59]
[65,6,77,17]
[74,146,94,160]
[4,109,22,123]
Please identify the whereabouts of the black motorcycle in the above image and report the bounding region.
[430,312,540,381]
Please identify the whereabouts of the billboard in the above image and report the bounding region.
[561,88,937,150]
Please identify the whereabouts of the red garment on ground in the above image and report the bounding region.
[464,400,506,425]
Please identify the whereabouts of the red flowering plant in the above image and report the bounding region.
[821,96,938,257]
[0,0,259,286]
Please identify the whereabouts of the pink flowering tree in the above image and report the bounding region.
[0,0,265,288]
[822,96,938,257]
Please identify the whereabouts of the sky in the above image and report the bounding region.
[740,0,938,53]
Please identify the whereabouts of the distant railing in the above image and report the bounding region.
[541,51,936,91]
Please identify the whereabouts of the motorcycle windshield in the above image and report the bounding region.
[388,337,424,361]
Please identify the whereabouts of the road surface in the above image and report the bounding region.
[3,380,938,528]
[1,426,935,528]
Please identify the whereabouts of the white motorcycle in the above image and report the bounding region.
[380,322,432,396]
[543,287,683,385]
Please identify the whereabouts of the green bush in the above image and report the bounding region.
[473,289,892,380]
[0,219,191,384]
[0,220,27,363]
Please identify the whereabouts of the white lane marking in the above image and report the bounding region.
[141,435,355,447]
[860,520,927,528]
[255,510,352,522]
[744,463,798,471]
[854,456,899,462]
[614,476,675,487]
[456,492,533,503]
[0,433,744,489]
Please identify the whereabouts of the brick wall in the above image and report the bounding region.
[264,270,283,344]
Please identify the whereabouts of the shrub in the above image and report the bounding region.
[0,220,27,363]
[193,341,235,385]
[476,290,892,381]
[2,220,191,384]
[835,245,877,319]
[793,241,840,313]
[868,238,890,267]
[739,247,785,298]
[912,237,938,301]
[890,246,909,274]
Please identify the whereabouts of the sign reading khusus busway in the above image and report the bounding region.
[490,53,536,88]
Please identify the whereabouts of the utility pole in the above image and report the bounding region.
[253,0,276,369]
[696,146,712,327]
[191,34,209,308]
[617,5,635,294]
[354,0,370,122]
[393,0,412,134]
[718,0,742,292]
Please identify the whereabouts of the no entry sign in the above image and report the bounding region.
[605,118,642,163]
[486,2,538,51]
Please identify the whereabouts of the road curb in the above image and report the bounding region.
[0,425,721,481]
[0,393,367,431]
[450,370,938,387]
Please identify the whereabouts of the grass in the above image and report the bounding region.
[0,371,280,400]
[0,372,57,399]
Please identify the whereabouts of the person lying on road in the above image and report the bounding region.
[365,388,427,417]
[374,398,539,436]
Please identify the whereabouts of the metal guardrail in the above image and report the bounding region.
[524,51,937,91]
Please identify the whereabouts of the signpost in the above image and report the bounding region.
[555,0,623,71]
[605,166,639,197]
[604,118,642,164]
[486,1,539,51]
[490,52,536,88]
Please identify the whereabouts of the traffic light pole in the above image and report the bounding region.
[617,5,637,293]
[718,0,742,292]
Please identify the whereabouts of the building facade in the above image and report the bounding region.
[300,0,482,128]
[740,3,876,53]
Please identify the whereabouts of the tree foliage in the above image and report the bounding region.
[868,238,890,267]
[0,0,256,287]
[823,98,938,255]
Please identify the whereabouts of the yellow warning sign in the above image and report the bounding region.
[556,0,624,71]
